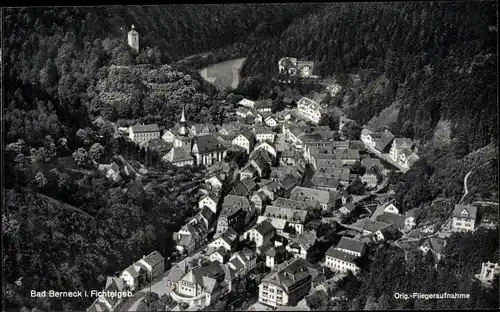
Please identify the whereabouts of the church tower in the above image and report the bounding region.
[127,24,139,53]
[174,106,191,151]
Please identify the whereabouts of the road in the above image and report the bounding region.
[459,170,473,204]
[128,296,145,312]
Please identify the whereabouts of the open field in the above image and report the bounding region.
[199,57,247,90]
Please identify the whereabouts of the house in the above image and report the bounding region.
[255,99,273,113]
[89,276,127,311]
[208,247,230,264]
[253,141,278,160]
[250,158,271,179]
[228,248,257,276]
[376,213,414,233]
[265,116,278,127]
[389,138,414,162]
[120,263,144,291]
[272,197,320,211]
[475,262,499,287]
[194,206,217,231]
[232,130,255,154]
[266,246,287,269]
[361,157,382,169]
[192,133,227,166]
[290,187,336,210]
[374,130,395,154]
[250,191,268,215]
[198,193,219,214]
[360,128,383,148]
[238,98,256,109]
[362,220,392,236]
[129,124,161,143]
[98,163,122,182]
[190,124,217,137]
[360,168,379,189]
[162,126,180,143]
[279,148,298,166]
[171,262,229,307]
[208,228,238,252]
[218,122,242,137]
[315,167,350,186]
[286,230,317,259]
[236,107,254,118]
[279,174,301,197]
[311,176,339,191]
[163,147,195,167]
[219,195,253,233]
[165,260,189,291]
[335,236,366,257]
[254,127,276,142]
[452,204,477,232]
[324,237,366,275]
[240,162,259,181]
[282,97,295,108]
[138,251,165,280]
[334,149,360,166]
[205,174,225,191]
[399,149,420,169]
[419,237,446,261]
[231,178,258,197]
[258,258,313,307]
[260,206,308,235]
[174,222,207,255]
[259,180,285,201]
[242,220,276,248]
[341,190,352,205]
[296,97,322,124]
[339,202,356,217]
[382,202,400,215]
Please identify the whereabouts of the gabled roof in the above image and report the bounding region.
[255,99,273,109]
[336,237,365,254]
[361,158,382,169]
[272,197,319,210]
[166,260,188,284]
[194,133,226,154]
[280,174,300,190]
[142,251,165,267]
[315,167,350,181]
[222,195,251,210]
[163,147,193,162]
[123,264,142,278]
[131,124,160,133]
[452,204,477,220]
[264,206,308,223]
[235,130,255,142]
[375,130,395,152]
[325,248,358,265]
[311,176,339,189]
[254,126,275,135]
[290,187,333,205]
[261,258,312,291]
[376,213,406,230]
[241,178,257,191]
[253,220,276,237]
[363,220,391,233]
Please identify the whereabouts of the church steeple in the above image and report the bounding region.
[178,106,188,136]
[127,24,139,53]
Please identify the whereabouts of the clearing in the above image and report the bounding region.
[199,57,247,90]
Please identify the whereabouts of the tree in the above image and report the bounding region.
[35,172,48,188]
[88,143,105,162]
[342,120,362,140]
[319,113,339,131]
[72,147,90,167]
[349,178,366,195]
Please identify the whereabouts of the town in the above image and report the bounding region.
[84,25,499,312]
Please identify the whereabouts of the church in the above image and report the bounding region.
[162,108,228,167]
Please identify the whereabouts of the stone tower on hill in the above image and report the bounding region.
[127,24,139,53]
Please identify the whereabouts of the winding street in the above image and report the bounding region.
[459,170,473,204]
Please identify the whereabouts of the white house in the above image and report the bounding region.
[198,193,218,213]
[324,237,366,275]
[452,204,477,232]
[238,98,255,109]
[254,127,276,142]
[383,203,400,215]
[205,175,224,191]
[389,138,413,162]
[475,262,500,286]
[232,131,255,154]
[120,264,143,291]
[297,97,322,124]
[129,124,161,143]
[242,220,275,248]
[264,116,278,127]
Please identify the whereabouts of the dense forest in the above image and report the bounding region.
[2,3,498,311]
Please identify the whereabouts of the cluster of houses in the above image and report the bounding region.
[361,128,419,171]
[87,251,165,312]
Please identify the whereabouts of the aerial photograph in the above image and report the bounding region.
[2,2,499,312]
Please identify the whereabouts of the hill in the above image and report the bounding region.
[200,57,247,90]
